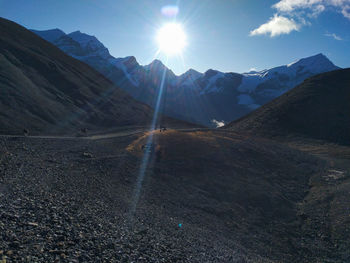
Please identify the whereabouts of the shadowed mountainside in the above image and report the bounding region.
[32,28,339,127]
[225,68,350,145]
[0,18,193,135]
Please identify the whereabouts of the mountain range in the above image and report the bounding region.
[32,29,340,127]
[226,68,350,145]
[0,18,189,135]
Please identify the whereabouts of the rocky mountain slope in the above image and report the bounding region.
[0,18,194,135]
[226,68,350,145]
[32,28,340,126]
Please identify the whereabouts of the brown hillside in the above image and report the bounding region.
[0,17,154,135]
[226,69,350,145]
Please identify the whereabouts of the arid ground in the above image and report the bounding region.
[1,128,349,262]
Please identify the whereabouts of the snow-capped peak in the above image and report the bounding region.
[113,56,138,67]
[144,59,169,73]
[177,69,203,87]
[145,59,165,69]
[143,59,177,81]
[109,56,140,86]
[68,31,104,50]
[121,56,139,70]
[111,56,139,73]
[287,53,338,73]
[238,53,339,93]
[180,68,203,80]
[199,69,226,94]
[64,31,110,59]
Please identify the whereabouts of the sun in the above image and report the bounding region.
[156,23,187,56]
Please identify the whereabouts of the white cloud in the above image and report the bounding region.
[212,119,225,128]
[250,0,350,37]
[273,0,350,19]
[250,15,300,37]
[273,0,323,12]
[325,32,343,40]
[342,4,350,18]
[309,4,326,17]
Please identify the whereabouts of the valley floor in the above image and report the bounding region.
[0,129,349,262]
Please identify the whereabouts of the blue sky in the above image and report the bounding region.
[1,0,349,75]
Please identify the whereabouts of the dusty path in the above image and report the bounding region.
[0,127,210,141]
[0,128,147,140]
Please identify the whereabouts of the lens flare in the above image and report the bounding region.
[161,5,179,18]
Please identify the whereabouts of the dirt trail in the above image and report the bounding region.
[0,127,210,141]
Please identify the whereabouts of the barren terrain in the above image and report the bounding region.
[1,129,349,262]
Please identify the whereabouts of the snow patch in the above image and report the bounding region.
[238,75,262,92]
[200,71,225,94]
[178,69,203,87]
[212,119,225,128]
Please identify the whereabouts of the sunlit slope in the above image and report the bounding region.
[0,17,154,135]
[226,68,350,145]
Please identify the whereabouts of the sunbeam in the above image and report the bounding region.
[129,57,169,218]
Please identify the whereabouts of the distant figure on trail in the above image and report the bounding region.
[23,129,29,136]
[159,126,167,132]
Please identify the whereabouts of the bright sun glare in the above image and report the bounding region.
[157,23,187,56]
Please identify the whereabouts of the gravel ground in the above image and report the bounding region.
[1,131,349,262]
[0,134,244,262]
